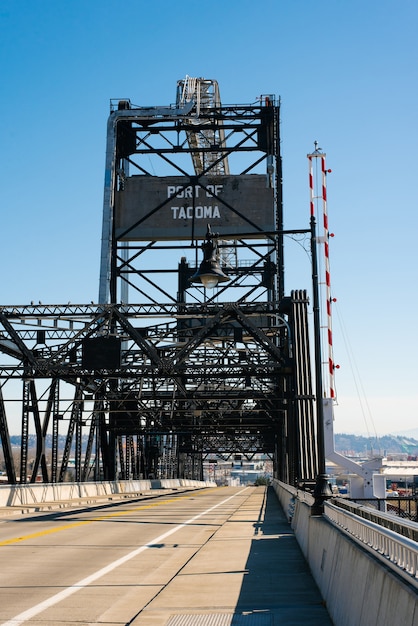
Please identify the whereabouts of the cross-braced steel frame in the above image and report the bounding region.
[0,87,320,486]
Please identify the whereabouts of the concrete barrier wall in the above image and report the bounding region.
[0,479,216,507]
[272,480,417,626]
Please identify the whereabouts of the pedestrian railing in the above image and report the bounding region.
[324,500,418,589]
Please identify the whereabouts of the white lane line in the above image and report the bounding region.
[2,487,248,626]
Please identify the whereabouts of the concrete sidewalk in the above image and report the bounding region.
[132,486,333,626]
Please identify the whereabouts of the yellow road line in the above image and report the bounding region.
[1,488,245,626]
[0,489,219,547]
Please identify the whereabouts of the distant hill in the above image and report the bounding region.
[335,432,418,457]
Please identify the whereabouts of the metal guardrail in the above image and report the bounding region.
[330,497,418,541]
[348,496,418,523]
[324,501,418,589]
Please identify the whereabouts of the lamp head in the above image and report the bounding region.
[189,225,230,289]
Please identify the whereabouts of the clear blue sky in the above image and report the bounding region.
[1,0,417,437]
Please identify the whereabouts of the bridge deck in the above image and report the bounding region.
[0,486,332,625]
[134,486,333,626]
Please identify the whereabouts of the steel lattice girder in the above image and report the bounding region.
[0,302,288,449]
[0,298,315,484]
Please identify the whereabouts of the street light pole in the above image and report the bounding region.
[310,215,332,513]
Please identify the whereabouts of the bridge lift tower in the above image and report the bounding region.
[0,78,320,487]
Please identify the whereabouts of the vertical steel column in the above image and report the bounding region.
[99,111,118,304]
[135,435,141,479]
[98,405,110,481]
[51,380,60,483]
[275,101,284,301]
[75,401,82,483]
[118,436,126,479]
[29,379,47,483]
[129,436,136,478]
[20,378,30,484]
[59,385,82,482]
[105,429,117,481]
[0,385,16,484]
[38,380,57,483]
[82,417,96,482]
[290,290,318,483]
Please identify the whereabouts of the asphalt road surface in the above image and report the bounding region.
[0,485,332,626]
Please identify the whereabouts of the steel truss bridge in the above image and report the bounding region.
[0,79,321,488]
